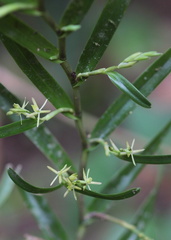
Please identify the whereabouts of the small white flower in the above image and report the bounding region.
[109,139,144,166]
[47,165,71,185]
[6,98,30,124]
[63,176,81,201]
[79,169,102,190]
[26,98,51,127]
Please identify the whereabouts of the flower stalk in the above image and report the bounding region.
[76,51,161,80]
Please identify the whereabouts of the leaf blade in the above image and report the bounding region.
[76,187,140,200]
[107,71,151,108]
[0,15,59,61]
[0,2,37,18]
[76,0,132,74]
[0,119,37,138]
[59,0,94,27]
[119,154,171,164]
[8,168,140,201]
[92,48,171,139]
[76,188,140,200]
[1,35,74,110]
[20,191,68,240]
[8,168,62,194]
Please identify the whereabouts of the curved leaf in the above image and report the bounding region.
[8,168,140,200]
[76,0,132,74]
[1,35,74,110]
[8,168,62,194]
[92,48,171,139]
[0,119,37,138]
[0,3,37,18]
[118,154,171,164]
[107,71,151,108]
[0,15,60,62]
[20,191,67,240]
[0,84,76,170]
[59,0,94,27]
[76,187,140,200]
[0,0,35,3]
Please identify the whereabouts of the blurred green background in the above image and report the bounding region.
[0,0,171,239]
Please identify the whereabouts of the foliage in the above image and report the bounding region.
[0,0,171,239]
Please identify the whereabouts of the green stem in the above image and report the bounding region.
[85,212,154,240]
[73,88,89,175]
[77,68,106,78]
[73,87,88,151]
[38,1,59,33]
[57,35,89,228]
[42,12,59,32]
[58,37,77,86]
[58,37,66,61]
[73,87,89,227]
[76,66,118,80]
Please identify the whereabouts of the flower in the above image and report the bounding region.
[6,98,51,127]
[79,169,102,190]
[63,175,81,200]
[47,165,102,200]
[6,98,30,124]
[47,164,71,185]
[109,139,144,166]
[26,98,51,127]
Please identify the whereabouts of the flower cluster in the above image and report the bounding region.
[7,98,51,127]
[117,51,161,69]
[108,139,144,166]
[47,165,101,200]
[89,138,144,166]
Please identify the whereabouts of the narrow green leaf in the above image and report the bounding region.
[0,84,75,170]
[59,0,94,27]
[0,0,36,3]
[0,164,21,207]
[107,71,151,108]
[26,125,76,170]
[1,35,74,111]
[0,119,37,138]
[77,187,140,200]
[0,3,37,18]
[8,168,61,194]
[7,168,140,200]
[0,15,60,62]
[76,0,132,74]
[119,154,171,164]
[89,119,171,212]
[92,48,171,139]
[20,191,67,240]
